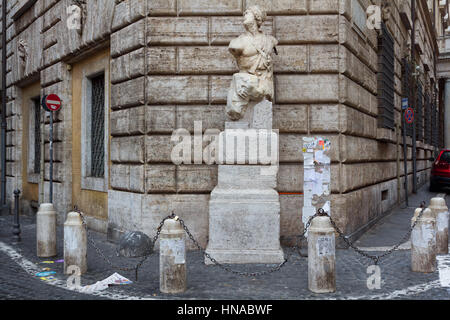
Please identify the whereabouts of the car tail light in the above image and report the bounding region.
[435,157,450,170]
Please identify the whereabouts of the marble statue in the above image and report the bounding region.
[226,5,278,121]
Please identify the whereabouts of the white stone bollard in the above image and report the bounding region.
[411,208,436,273]
[160,218,186,294]
[36,203,57,257]
[64,211,87,274]
[429,198,449,255]
[308,215,336,293]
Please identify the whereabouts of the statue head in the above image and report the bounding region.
[244,5,266,30]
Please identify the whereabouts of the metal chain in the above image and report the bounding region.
[73,206,172,281]
[325,201,427,265]
[177,214,317,278]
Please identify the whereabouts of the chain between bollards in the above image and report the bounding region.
[176,213,318,277]
[73,205,173,281]
[325,201,427,266]
[71,201,432,282]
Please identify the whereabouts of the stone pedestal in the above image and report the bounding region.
[205,99,284,264]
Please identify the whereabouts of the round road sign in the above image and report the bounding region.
[44,94,62,112]
[405,107,414,124]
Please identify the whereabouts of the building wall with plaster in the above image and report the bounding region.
[1,0,444,248]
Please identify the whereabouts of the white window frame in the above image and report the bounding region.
[81,57,110,192]
[27,96,41,184]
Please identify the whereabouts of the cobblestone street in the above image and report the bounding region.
[0,185,449,300]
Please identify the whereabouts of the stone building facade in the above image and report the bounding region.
[1,0,447,248]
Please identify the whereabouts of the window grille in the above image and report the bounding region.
[415,83,423,141]
[377,23,395,130]
[90,74,105,178]
[424,93,432,145]
[432,99,439,147]
[402,58,413,137]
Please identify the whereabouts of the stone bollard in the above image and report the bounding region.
[308,215,336,293]
[64,211,87,274]
[36,203,57,257]
[160,218,186,294]
[429,198,449,255]
[411,207,436,273]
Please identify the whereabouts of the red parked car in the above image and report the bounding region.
[430,150,450,192]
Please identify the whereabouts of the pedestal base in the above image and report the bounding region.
[205,165,284,265]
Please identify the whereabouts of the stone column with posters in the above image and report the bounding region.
[205,6,284,264]
[302,137,332,236]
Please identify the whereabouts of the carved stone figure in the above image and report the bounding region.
[226,5,278,121]
[381,1,391,21]
[18,39,28,76]
[72,0,87,35]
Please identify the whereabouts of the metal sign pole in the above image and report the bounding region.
[49,111,53,203]
[402,109,409,207]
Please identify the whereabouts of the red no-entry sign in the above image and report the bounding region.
[44,94,62,112]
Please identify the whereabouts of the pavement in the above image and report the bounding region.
[0,184,449,300]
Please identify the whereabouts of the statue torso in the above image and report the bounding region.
[229,33,278,78]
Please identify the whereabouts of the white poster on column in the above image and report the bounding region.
[302,137,331,237]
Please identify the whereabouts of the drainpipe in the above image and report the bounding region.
[411,0,418,194]
[396,122,401,205]
[39,105,44,203]
[1,0,8,214]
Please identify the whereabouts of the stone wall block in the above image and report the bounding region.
[41,62,63,87]
[210,16,273,44]
[110,106,145,136]
[147,76,208,104]
[309,44,340,73]
[147,17,208,45]
[112,0,130,31]
[276,75,339,103]
[111,19,145,57]
[111,77,145,109]
[275,15,339,44]
[309,105,340,133]
[148,0,177,16]
[210,75,232,104]
[110,136,145,163]
[81,0,115,46]
[274,45,308,73]
[147,47,177,74]
[178,0,243,15]
[245,0,307,14]
[145,135,174,163]
[111,48,145,84]
[178,47,237,74]
[146,106,176,133]
[145,165,176,192]
[176,105,226,133]
[177,165,217,192]
[273,105,308,133]
[111,164,130,190]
